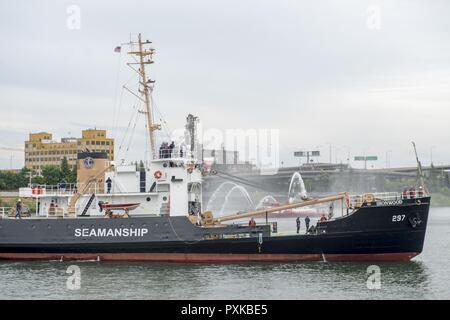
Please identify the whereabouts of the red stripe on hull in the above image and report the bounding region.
[0,252,418,263]
[324,252,419,262]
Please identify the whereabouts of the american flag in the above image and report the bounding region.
[114,46,121,53]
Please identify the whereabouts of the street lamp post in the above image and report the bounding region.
[430,146,435,165]
[326,143,332,164]
[386,150,392,169]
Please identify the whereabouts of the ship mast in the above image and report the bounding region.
[125,33,160,160]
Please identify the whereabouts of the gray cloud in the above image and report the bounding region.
[1,0,449,169]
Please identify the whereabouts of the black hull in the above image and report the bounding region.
[0,197,430,262]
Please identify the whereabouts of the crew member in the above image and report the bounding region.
[418,186,424,197]
[319,214,328,223]
[409,187,416,199]
[305,216,310,233]
[249,217,256,227]
[402,189,408,199]
[328,202,334,218]
[169,141,175,158]
[49,200,56,215]
[160,142,168,158]
[106,177,112,194]
[15,199,22,219]
[159,143,164,158]
[296,217,301,234]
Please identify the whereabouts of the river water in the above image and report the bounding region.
[0,207,449,300]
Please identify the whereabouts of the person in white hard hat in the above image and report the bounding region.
[15,199,22,219]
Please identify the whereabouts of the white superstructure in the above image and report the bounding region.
[19,34,204,220]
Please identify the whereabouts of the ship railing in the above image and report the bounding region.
[157,147,191,159]
[27,182,106,196]
[0,207,12,219]
[348,192,403,207]
[45,207,68,218]
[0,206,72,219]
[231,221,278,234]
[27,183,78,196]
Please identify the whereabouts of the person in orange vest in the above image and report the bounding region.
[249,217,256,227]
[319,214,328,223]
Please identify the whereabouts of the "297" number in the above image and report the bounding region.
[392,215,406,222]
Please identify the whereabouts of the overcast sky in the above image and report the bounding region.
[1,0,449,170]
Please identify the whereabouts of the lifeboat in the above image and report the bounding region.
[100,203,140,211]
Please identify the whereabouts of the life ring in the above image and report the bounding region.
[154,171,163,179]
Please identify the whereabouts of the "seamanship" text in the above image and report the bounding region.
[74,228,149,237]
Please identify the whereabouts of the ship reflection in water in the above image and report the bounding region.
[1,207,449,300]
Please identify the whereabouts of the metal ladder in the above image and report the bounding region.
[80,194,96,216]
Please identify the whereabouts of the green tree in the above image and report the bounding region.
[31,175,45,185]
[0,167,30,190]
[41,165,62,185]
[60,157,71,182]
[17,167,31,187]
[67,167,77,184]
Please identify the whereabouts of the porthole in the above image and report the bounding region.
[163,196,168,201]
[146,197,151,202]
[163,162,168,168]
